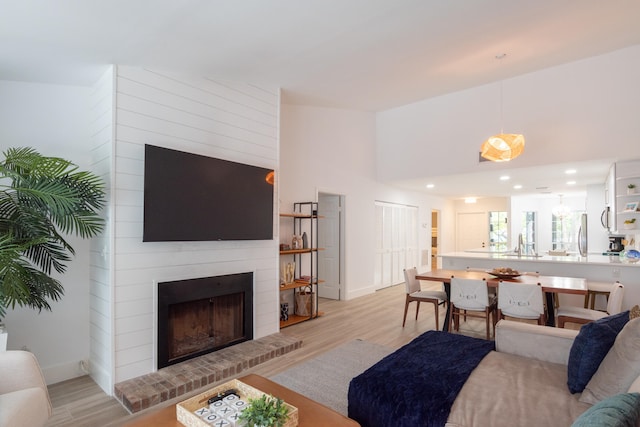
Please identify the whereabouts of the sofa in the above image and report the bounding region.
[349,313,640,427]
[0,350,52,427]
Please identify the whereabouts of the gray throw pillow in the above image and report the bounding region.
[580,318,640,405]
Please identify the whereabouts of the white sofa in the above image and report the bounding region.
[446,319,640,427]
[0,350,52,427]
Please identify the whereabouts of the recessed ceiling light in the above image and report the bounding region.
[565,169,577,175]
[426,183,434,189]
[499,175,510,181]
[464,197,477,204]
[513,184,523,189]
[567,181,576,185]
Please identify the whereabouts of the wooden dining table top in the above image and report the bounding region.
[416,269,588,295]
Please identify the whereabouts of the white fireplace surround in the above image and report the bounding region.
[88,66,280,396]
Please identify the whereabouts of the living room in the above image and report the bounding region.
[2,2,640,426]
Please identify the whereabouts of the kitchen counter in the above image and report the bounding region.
[438,251,639,311]
[440,251,639,267]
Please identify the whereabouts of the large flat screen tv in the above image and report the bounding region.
[143,144,274,242]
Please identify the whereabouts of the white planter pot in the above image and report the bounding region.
[0,329,7,351]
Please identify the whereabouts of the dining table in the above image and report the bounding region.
[416,269,588,329]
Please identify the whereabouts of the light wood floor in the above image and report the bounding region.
[46,282,488,427]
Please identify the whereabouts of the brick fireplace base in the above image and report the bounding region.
[114,333,302,413]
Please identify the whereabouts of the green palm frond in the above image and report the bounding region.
[0,147,106,318]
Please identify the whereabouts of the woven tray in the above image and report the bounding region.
[176,379,298,427]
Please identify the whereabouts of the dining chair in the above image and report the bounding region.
[402,268,448,330]
[557,282,624,328]
[449,277,497,340]
[583,281,615,311]
[497,281,546,325]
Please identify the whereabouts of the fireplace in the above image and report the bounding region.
[157,272,253,369]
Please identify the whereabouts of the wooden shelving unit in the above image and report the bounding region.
[279,202,323,328]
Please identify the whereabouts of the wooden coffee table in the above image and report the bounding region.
[123,373,360,427]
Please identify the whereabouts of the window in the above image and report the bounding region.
[489,211,508,251]
[552,211,582,252]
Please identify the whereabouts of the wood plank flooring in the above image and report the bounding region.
[46,282,487,427]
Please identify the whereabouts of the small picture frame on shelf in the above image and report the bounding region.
[623,201,639,212]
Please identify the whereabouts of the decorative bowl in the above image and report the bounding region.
[486,269,521,279]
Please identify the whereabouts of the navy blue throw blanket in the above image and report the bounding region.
[348,331,495,427]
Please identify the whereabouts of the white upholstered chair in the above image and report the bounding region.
[583,281,616,311]
[402,267,448,330]
[449,277,497,340]
[557,282,624,328]
[497,281,546,325]
[0,350,52,427]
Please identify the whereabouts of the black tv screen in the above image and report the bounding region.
[143,145,274,242]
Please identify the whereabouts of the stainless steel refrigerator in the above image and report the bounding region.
[578,213,588,256]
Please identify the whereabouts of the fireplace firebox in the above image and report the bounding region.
[157,272,253,369]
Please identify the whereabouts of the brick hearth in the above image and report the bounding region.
[114,333,302,413]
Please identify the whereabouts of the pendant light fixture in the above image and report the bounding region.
[552,194,570,219]
[480,54,525,162]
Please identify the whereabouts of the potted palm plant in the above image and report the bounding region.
[0,147,106,324]
[238,394,290,427]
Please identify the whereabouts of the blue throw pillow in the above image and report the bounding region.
[567,311,630,394]
[571,393,640,427]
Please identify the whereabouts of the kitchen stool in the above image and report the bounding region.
[583,281,614,311]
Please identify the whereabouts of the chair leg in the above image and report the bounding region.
[434,301,439,331]
[557,316,566,328]
[584,293,590,309]
[485,308,490,340]
[402,297,411,327]
[415,301,421,320]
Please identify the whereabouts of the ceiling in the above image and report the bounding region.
[2,0,639,199]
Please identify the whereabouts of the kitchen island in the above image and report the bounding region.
[439,251,639,310]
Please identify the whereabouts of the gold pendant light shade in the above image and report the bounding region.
[480,133,525,162]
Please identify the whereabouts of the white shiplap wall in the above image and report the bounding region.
[91,66,280,390]
[90,66,116,394]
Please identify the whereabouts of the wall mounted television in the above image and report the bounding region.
[143,144,274,242]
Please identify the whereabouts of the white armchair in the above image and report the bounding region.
[0,351,52,427]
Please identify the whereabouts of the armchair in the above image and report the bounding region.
[0,350,52,427]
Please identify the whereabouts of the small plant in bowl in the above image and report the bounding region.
[239,394,289,427]
[628,183,637,194]
[624,218,637,229]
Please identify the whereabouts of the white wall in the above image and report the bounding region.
[280,105,452,299]
[376,45,640,182]
[89,67,115,394]
[105,67,281,387]
[0,80,93,384]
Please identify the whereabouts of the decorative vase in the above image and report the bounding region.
[280,303,289,321]
[302,232,308,249]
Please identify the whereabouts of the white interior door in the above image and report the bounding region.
[456,212,488,251]
[374,201,419,290]
[318,193,343,299]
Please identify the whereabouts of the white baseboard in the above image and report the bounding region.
[344,285,378,300]
[42,359,87,385]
